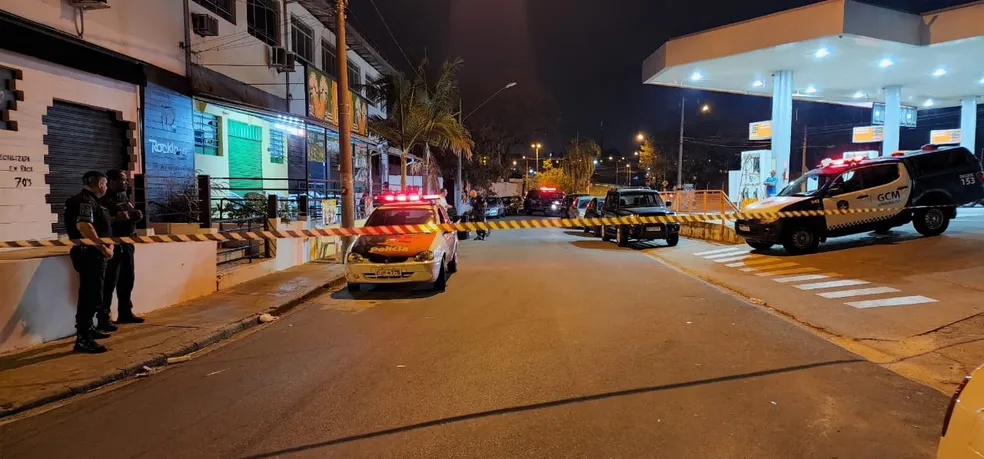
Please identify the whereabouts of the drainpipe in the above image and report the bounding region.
[182,0,192,79]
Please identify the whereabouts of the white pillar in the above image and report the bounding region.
[771,70,793,186]
[960,97,977,153]
[883,85,902,156]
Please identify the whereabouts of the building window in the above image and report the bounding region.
[290,16,314,63]
[193,0,235,24]
[269,129,286,164]
[347,60,361,91]
[193,111,220,156]
[321,39,337,77]
[247,0,279,47]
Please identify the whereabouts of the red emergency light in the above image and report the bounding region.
[819,156,865,168]
[539,187,557,192]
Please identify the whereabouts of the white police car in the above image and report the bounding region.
[345,194,458,292]
[736,146,984,254]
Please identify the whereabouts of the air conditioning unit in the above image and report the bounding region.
[192,13,219,37]
[269,47,296,73]
[70,0,110,10]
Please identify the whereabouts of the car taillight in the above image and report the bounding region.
[942,375,971,437]
[977,171,984,182]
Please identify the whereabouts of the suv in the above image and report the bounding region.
[599,188,680,247]
[524,187,566,216]
[736,146,984,254]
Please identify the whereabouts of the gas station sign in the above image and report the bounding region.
[852,126,884,143]
[930,129,961,145]
[748,120,772,140]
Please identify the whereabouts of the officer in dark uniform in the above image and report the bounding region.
[469,190,489,240]
[64,171,115,353]
[102,169,145,325]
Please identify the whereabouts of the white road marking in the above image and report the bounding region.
[846,296,938,308]
[715,254,759,263]
[817,287,901,299]
[726,262,747,267]
[704,249,752,259]
[739,267,758,272]
[796,279,870,290]
[753,263,800,276]
[774,274,829,283]
[693,247,743,256]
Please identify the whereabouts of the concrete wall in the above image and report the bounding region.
[0,50,139,243]
[0,0,186,76]
[0,241,216,353]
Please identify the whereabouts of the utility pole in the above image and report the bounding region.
[677,96,685,189]
[457,98,463,215]
[336,0,354,231]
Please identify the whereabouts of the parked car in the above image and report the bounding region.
[485,197,506,219]
[599,187,680,247]
[938,363,984,458]
[524,187,567,216]
[567,195,595,220]
[503,196,523,215]
[736,146,984,254]
[583,196,605,237]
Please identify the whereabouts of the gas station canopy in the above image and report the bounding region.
[642,0,984,109]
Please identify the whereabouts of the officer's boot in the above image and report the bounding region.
[96,315,118,333]
[74,330,107,354]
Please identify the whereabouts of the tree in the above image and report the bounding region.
[533,159,569,191]
[637,138,670,188]
[367,59,473,191]
[560,139,599,193]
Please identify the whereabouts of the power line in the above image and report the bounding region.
[366,0,414,70]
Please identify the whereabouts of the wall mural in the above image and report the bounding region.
[307,66,369,137]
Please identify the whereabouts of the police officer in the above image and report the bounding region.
[102,169,145,325]
[64,171,115,353]
[469,190,489,240]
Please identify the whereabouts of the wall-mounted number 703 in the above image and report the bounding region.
[15,177,32,187]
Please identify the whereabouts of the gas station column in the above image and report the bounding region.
[882,85,902,156]
[771,70,793,185]
[960,97,977,153]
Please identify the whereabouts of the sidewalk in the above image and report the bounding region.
[0,261,345,418]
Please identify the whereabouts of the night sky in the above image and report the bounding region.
[348,0,976,162]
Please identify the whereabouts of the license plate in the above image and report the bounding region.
[375,268,401,278]
[646,225,662,231]
[738,224,751,232]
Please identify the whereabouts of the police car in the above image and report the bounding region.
[345,194,459,292]
[736,146,984,254]
[938,363,984,458]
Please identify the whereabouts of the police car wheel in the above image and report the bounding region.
[593,225,602,237]
[448,253,458,273]
[666,234,680,247]
[433,261,448,291]
[782,227,819,255]
[914,208,949,237]
[601,226,611,242]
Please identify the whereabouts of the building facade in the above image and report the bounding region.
[0,0,398,242]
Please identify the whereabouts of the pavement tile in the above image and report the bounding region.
[0,262,345,418]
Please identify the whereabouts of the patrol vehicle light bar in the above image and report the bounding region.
[819,156,866,168]
[539,187,557,192]
[382,194,440,202]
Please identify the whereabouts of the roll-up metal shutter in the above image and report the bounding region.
[43,101,130,234]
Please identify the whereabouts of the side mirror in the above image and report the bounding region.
[665,201,673,208]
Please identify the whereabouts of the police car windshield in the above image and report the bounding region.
[365,208,436,226]
[619,192,664,208]
[779,173,833,197]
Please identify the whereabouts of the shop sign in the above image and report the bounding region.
[852,126,884,143]
[930,129,961,145]
[748,120,772,140]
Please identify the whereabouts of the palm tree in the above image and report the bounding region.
[367,58,473,191]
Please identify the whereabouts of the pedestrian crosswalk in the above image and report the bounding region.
[690,246,938,309]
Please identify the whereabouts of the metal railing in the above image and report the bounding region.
[661,190,740,215]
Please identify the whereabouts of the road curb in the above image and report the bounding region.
[0,273,346,419]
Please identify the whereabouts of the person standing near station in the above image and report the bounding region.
[102,169,145,325]
[764,170,779,198]
[64,171,115,353]
[469,190,489,240]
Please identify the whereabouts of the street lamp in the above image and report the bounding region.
[636,133,645,142]
[701,103,711,113]
[531,142,543,173]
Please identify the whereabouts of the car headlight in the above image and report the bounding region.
[414,250,435,262]
[346,252,365,263]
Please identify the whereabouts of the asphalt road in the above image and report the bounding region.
[1,223,947,458]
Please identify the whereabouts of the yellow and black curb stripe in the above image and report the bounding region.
[0,205,954,248]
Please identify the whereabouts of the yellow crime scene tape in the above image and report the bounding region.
[0,205,941,249]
